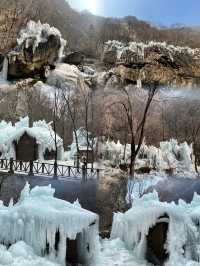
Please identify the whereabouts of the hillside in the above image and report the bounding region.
[1,0,200,57]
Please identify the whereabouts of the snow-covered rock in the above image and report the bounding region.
[7,21,67,79]
[102,40,200,87]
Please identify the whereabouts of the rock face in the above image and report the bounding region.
[7,21,66,80]
[96,169,128,233]
[102,41,200,87]
[0,8,24,55]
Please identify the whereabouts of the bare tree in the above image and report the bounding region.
[110,83,159,177]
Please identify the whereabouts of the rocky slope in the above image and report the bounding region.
[1,0,200,57]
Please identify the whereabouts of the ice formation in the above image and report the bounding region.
[0,57,10,87]
[99,139,193,172]
[0,117,64,161]
[0,57,8,81]
[104,40,200,63]
[0,183,99,266]
[68,128,97,160]
[111,191,200,265]
[17,20,67,59]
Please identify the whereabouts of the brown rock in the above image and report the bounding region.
[96,169,128,233]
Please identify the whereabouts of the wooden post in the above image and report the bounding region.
[97,169,100,180]
[68,166,71,177]
[54,161,58,179]
[5,159,8,169]
[91,162,94,173]
[20,161,23,171]
[1,159,4,168]
[29,161,34,176]
[77,154,80,173]
[42,163,45,174]
[82,163,87,182]
[8,158,14,174]
[82,156,87,182]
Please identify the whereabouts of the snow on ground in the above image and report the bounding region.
[0,241,60,266]
[96,238,146,266]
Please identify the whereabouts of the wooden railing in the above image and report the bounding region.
[0,159,101,181]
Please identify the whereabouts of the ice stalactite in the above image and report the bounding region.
[137,78,142,89]
[0,56,8,81]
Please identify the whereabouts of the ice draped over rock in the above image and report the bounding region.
[0,183,99,265]
[7,21,67,79]
[102,40,200,87]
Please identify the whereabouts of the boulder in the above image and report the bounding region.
[64,51,84,65]
[7,21,66,80]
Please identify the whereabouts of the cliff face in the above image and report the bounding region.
[0,8,25,55]
[102,41,200,87]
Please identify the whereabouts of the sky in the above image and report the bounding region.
[67,0,200,27]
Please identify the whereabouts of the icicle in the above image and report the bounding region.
[9,198,14,208]
[137,78,142,89]
[1,57,8,81]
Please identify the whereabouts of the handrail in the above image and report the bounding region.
[0,158,102,181]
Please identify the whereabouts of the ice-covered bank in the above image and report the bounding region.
[0,183,99,266]
[111,191,200,265]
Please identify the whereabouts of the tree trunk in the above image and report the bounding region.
[194,142,199,174]
[130,140,135,178]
